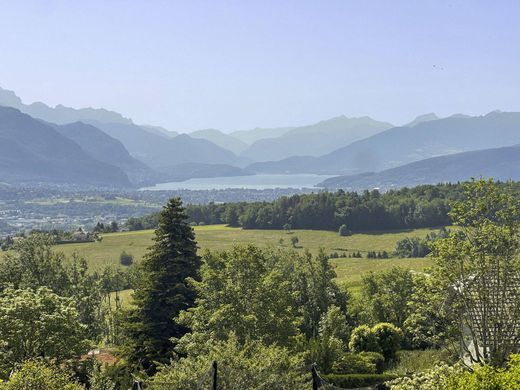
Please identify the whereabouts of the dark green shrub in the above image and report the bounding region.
[338,224,351,236]
[119,251,133,266]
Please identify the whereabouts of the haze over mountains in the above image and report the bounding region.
[319,144,520,190]
[241,116,393,162]
[0,106,129,186]
[0,85,519,190]
[249,112,520,175]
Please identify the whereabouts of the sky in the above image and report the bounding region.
[0,0,519,132]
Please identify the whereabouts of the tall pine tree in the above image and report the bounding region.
[122,198,200,373]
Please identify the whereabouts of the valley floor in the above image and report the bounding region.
[52,225,435,295]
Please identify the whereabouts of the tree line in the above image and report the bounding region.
[126,182,520,232]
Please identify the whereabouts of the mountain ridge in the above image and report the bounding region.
[0,106,130,187]
[319,144,520,190]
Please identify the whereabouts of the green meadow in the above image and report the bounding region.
[52,225,435,294]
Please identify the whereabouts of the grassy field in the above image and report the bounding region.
[52,225,435,294]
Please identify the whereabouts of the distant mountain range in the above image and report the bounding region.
[1,85,519,190]
[0,87,132,125]
[82,121,242,170]
[189,129,249,155]
[249,111,520,175]
[0,106,129,186]
[319,144,520,190]
[240,116,393,162]
[51,121,151,184]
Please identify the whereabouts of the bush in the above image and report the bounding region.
[0,360,83,389]
[349,325,381,354]
[372,323,403,360]
[333,352,385,374]
[119,251,133,266]
[305,337,344,374]
[322,373,397,388]
[149,335,309,389]
[338,224,351,236]
[386,363,462,390]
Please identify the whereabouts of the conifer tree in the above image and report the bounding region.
[122,198,200,373]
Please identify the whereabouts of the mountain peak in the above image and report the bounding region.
[0,86,132,125]
[405,113,439,127]
[0,87,23,108]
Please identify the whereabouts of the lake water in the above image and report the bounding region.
[140,174,334,191]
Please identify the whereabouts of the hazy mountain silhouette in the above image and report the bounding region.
[241,115,393,161]
[52,122,152,184]
[319,144,520,190]
[141,124,179,138]
[249,112,520,175]
[0,106,130,186]
[189,129,248,154]
[404,113,439,127]
[84,121,242,169]
[230,126,295,145]
[0,86,132,125]
[0,87,244,172]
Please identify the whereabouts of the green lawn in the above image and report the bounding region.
[52,225,435,293]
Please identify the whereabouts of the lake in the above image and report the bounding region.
[139,174,334,191]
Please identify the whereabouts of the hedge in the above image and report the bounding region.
[321,373,398,388]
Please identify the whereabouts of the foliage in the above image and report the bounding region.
[182,184,464,231]
[318,305,351,345]
[0,288,89,377]
[149,334,309,390]
[122,198,201,374]
[177,246,347,355]
[349,323,403,362]
[395,236,431,258]
[433,179,520,366]
[386,363,463,390]
[360,267,414,328]
[305,305,352,373]
[332,352,385,374]
[290,235,299,247]
[388,355,520,389]
[349,325,381,354]
[338,224,351,236]
[0,360,83,390]
[446,354,520,389]
[304,336,344,375]
[395,228,450,258]
[119,251,133,266]
[125,213,160,231]
[372,323,404,360]
[403,273,455,349]
[322,373,397,388]
[0,235,106,340]
[388,349,454,376]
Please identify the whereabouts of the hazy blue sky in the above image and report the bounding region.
[0,0,519,132]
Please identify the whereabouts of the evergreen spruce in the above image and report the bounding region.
[122,198,200,374]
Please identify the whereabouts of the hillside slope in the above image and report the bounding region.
[0,106,130,186]
[320,144,520,190]
[189,129,248,154]
[53,122,152,184]
[83,121,242,169]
